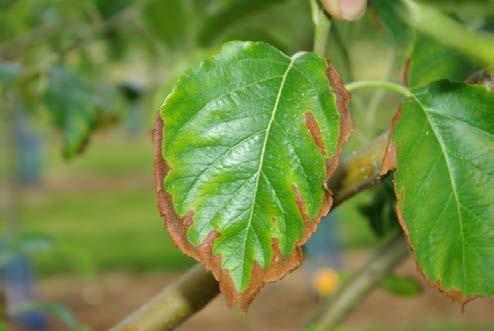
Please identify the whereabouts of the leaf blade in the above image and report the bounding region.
[155,41,352,309]
[389,81,494,302]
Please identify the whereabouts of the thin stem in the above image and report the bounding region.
[304,234,409,331]
[109,132,391,331]
[311,0,331,57]
[345,80,413,98]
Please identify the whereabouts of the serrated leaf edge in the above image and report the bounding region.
[153,58,353,311]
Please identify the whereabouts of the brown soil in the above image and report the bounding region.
[13,252,494,331]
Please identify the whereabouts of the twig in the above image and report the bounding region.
[329,132,389,207]
[304,234,409,331]
[109,133,390,331]
[109,264,219,331]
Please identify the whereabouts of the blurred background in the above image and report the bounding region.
[1,0,494,330]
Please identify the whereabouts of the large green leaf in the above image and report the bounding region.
[154,41,352,310]
[386,81,494,303]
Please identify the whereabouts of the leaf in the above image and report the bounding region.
[94,0,132,19]
[406,25,478,88]
[384,81,494,304]
[380,274,422,298]
[43,66,118,159]
[141,0,187,49]
[154,41,353,310]
[359,178,400,238]
[369,0,413,46]
[197,0,287,47]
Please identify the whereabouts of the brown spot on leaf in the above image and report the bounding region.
[152,62,354,311]
[325,62,355,182]
[305,112,326,156]
[293,185,331,246]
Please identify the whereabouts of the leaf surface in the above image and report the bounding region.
[369,0,412,45]
[387,81,494,303]
[407,26,478,88]
[154,41,352,310]
[380,274,422,298]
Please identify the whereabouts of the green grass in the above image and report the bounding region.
[21,185,195,275]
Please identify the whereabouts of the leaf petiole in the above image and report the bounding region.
[345,80,413,98]
[310,0,331,58]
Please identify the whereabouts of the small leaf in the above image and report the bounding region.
[385,81,494,304]
[94,0,132,19]
[154,41,353,310]
[141,0,187,49]
[359,178,400,238]
[380,274,422,298]
[197,0,287,47]
[369,0,413,46]
[43,66,118,159]
[406,24,478,88]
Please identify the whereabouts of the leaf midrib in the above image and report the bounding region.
[413,96,467,287]
[237,55,297,288]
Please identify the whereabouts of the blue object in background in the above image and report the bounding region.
[3,254,47,331]
[306,212,342,269]
[13,109,42,186]
[2,108,46,330]
[304,212,343,297]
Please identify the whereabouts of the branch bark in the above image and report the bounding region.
[109,133,390,331]
[304,234,409,331]
[109,264,218,331]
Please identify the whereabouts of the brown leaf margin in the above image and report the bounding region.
[381,92,476,309]
[152,62,353,311]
